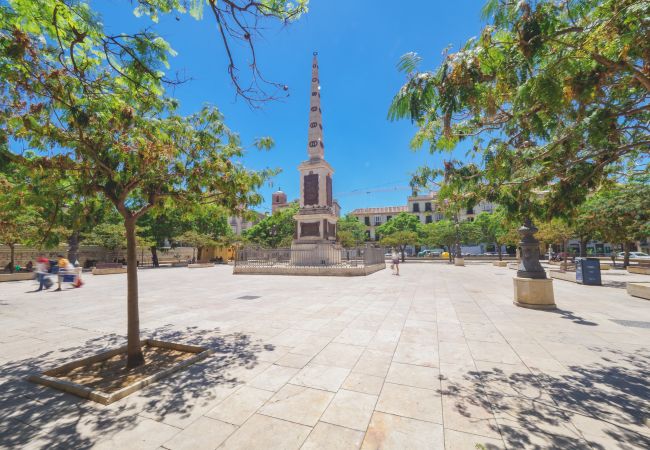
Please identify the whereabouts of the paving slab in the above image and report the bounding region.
[0,262,648,449]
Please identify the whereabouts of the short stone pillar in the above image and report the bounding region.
[514,218,556,310]
[513,277,555,309]
[454,257,465,266]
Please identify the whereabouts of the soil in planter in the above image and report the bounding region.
[54,346,196,394]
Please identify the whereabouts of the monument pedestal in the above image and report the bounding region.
[290,241,341,266]
[513,277,556,310]
[454,257,465,266]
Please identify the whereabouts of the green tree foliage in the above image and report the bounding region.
[174,204,234,260]
[337,214,367,247]
[576,182,650,267]
[537,218,575,270]
[138,205,188,266]
[389,0,649,218]
[0,0,305,368]
[0,173,52,272]
[376,212,424,261]
[244,203,298,248]
[423,219,482,262]
[473,209,518,260]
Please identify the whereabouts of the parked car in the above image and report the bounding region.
[617,251,650,259]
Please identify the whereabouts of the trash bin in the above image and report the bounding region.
[576,257,602,286]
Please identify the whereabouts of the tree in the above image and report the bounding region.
[376,212,423,261]
[423,219,482,263]
[576,183,650,267]
[380,231,419,262]
[176,204,234,261]
[244,203,298,248]
[473,209,517,260]
[138,205,188,267]
[0,175,47,271]
[389,0,649,242]
[537,218,575,271]
[337,214,367,248]
[0,0,299,368]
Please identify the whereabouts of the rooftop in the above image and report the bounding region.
[349,206,408,215]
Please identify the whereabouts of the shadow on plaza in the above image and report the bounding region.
[0,325,270,449]
[441,348,650,449]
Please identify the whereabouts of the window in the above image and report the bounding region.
[435,213,443,221]
[425,215,433,224]
[466,208,474,215]
[311,106,317,111]
[412,203,420,213]
[309,141,318,147]
[312,77,317,82]
[374,216,381,226]
[312,92,317,96]
[310,122,318,128]
[425,202,432,212]
[386,216,392,221]
[364,217,370,226]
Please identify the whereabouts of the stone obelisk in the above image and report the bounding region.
[291,52,339,264]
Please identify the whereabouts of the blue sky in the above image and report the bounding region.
[97,0,485,214]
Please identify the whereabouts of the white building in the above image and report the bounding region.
[350,192,496,241]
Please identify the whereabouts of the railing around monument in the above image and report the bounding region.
[235,246,385,268]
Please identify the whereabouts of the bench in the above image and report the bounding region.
[92,262,127,275]
[95,263,123,269]
[626,259,650,275]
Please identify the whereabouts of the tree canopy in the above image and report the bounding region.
[0,0,306,368]
[244,203,298,248]
[389,0,649,219]
[376,212,424,261]
[337,214,367,247]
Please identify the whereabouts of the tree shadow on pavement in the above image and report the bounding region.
[0,325,272,449]
[552,309,599,326]
[440,348,650,449]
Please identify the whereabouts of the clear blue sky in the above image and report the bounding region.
[97,0,485,214]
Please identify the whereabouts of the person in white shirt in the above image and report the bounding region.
[35,257,50,291]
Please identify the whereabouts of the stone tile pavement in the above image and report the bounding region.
[0,262,649,449]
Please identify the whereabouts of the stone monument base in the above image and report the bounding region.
[454,257,465,266]
[290,241,341,266]
[513,277,556,310]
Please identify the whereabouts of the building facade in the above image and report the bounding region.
[350,192,496,241]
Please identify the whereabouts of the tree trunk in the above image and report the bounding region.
[400,245,406,262]
[497,243,503,261]
[125,217,144,369]
[150,246,159,267]
[623,242,631,268]
[67,231,80,265]
[9,243,15,273]
[579,238,587,257]
[561,239,568,272]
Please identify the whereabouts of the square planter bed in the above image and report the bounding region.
[29,339,211,404]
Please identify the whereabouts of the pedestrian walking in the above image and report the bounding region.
[35,257,50,291]
[54,254,69,291]
[391,249,400,276]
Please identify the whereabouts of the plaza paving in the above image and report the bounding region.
[1,262,649,450]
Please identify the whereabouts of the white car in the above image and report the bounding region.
[616,251,650,259]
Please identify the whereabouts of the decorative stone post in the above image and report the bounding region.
[516,219,546,279]
[513,218,556,309]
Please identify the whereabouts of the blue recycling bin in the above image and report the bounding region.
[576,257,602,286]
